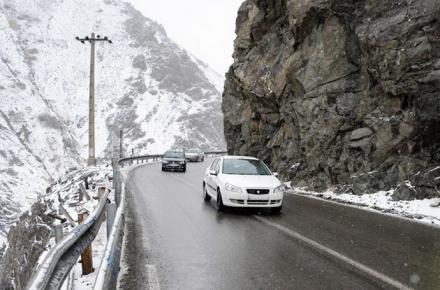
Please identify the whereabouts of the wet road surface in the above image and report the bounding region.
[119,159,440,290]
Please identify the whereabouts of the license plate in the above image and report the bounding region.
[248,194,266,200]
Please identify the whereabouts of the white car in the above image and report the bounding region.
[185,149,204,162]
[203,156,284,212]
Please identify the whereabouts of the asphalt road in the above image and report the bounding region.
[119,159,440,290]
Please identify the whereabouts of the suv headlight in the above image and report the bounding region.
[179,161,185,164]
[225,183,242,193]
[273,185,284,194]
[163,160,169,164]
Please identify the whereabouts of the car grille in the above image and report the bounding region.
[247,200,269,205]
[246,189,270,195]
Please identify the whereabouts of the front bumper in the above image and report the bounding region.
[221,190,283,208]
[162,163,185,170]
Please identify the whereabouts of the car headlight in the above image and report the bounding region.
[162,160,169,164]
[179,161,185,164]
[273,185,284,194]
[225,183,242,193]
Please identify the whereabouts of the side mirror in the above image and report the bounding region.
[273,172,279,177]
[209,170,217,176]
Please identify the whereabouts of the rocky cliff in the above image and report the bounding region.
[223,0,440,198]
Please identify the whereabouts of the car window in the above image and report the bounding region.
[210,158,219,170]
[214,159,221,173]
[164,151,185,158]
[222,159,271,175]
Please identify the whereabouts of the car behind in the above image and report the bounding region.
[185,149,204,162]
[162,150,186,172]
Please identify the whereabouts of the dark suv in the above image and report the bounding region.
[162,151,186,172]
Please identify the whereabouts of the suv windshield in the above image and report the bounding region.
[164,151,185,158]
[222,159,271,175]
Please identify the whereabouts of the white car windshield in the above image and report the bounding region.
[222,159,271,175]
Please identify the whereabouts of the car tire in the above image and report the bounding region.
[272,206,282,214]
[217,189,225,212]
[203,183,211,202]
[161,166,165,172]
[182,166,186,173]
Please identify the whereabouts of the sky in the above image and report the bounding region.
[127,0,244,75]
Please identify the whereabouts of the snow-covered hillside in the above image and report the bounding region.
[0,0,225,244]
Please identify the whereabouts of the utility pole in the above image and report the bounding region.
[119,129,123,158]
[75,33,112,166]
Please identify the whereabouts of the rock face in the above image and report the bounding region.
[0,201,52,290]
[223,0,440,196]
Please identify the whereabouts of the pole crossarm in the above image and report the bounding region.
[75,35,112,44]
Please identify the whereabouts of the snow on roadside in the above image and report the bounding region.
[286,183,440,226]
[33,165,112,272]
[45,165,112,226]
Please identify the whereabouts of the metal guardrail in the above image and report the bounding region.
[93,185,126,289]
[118,154,163,166]
[203,151,228,157]
[117,151,227,167]
[27,189,109,290]
[27,151,227,290]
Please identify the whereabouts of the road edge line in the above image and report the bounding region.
[254,215,413,290]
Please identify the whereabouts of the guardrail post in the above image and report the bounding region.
[54,224,63,243]
[79,183,91,201]
[115,166,121,207]
[98,186,106,200]
[98,186,108,224]
[78,212,94,275]
[112,158,116,190]
[106,203,116,238]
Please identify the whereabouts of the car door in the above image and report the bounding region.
[207,158,219,195]
[210,158,222,197]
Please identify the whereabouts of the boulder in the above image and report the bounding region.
[392,181,418,201]
[350,128,373,141]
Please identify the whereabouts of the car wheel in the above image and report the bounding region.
[182,166,186,173]
[203,183,211,202]
[161,166,165,171]
[272,206,282,214]
[217,189,225,212]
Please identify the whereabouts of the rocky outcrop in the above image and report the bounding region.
[223,0,440,197]
[0,201,52,290]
